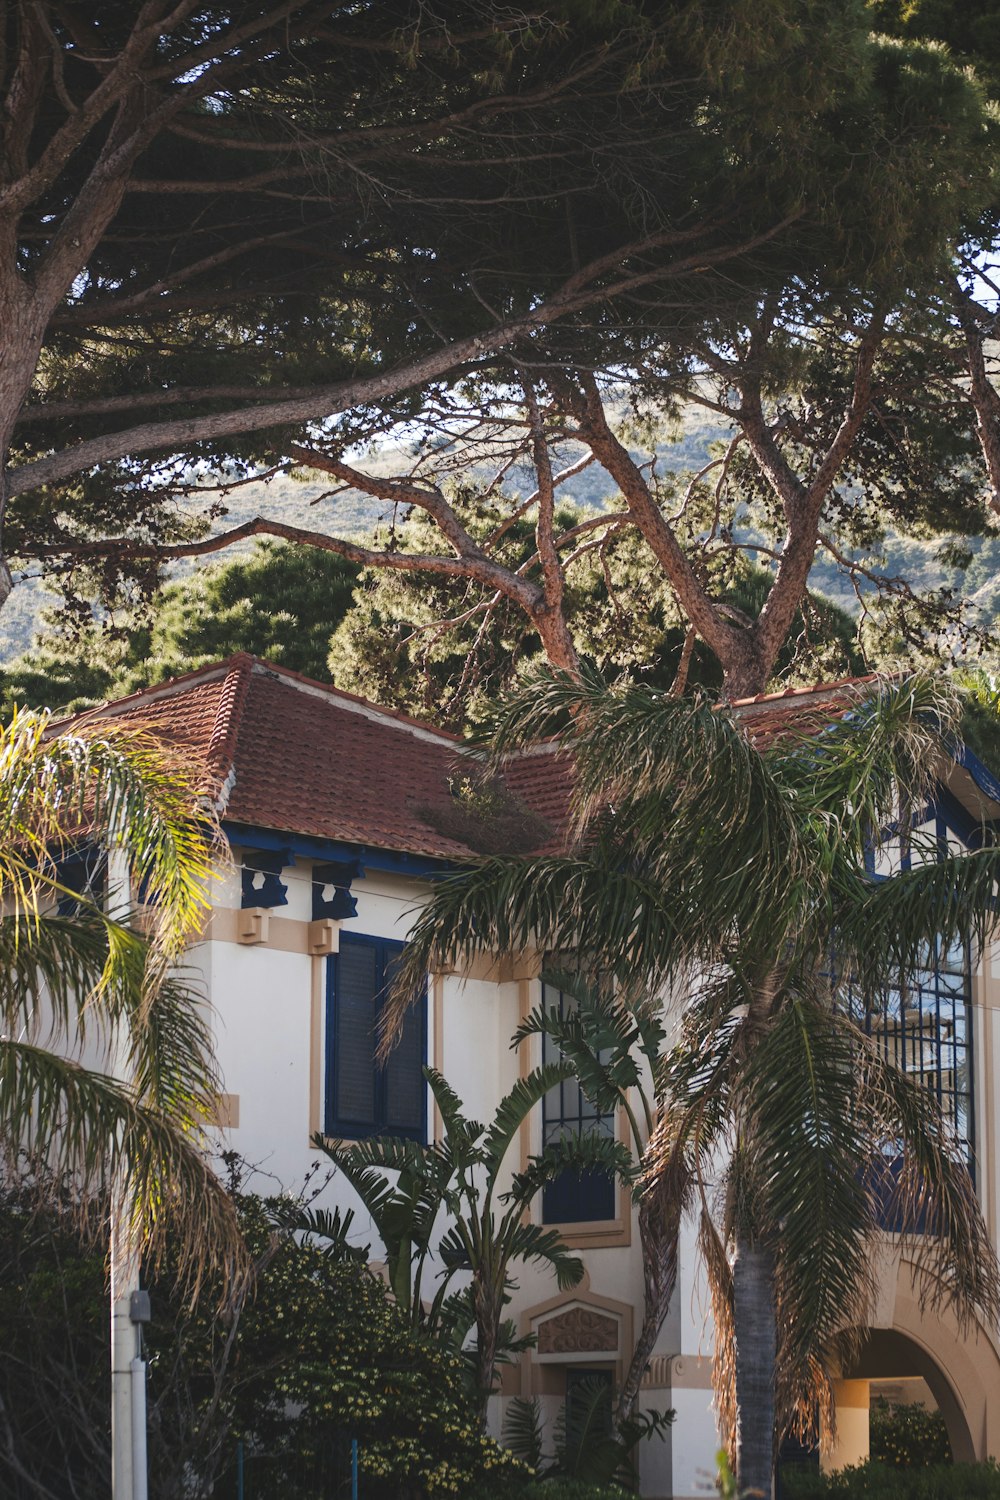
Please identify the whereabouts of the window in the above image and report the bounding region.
[843,934,973,1164]
[324,933,426,1141]
[56,848,106,915]
[541,978,617,1224]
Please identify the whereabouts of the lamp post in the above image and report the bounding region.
[108,841,149,1500]
[111,1236,149,1500]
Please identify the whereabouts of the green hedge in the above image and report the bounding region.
[521,1484,632,1500]
[783,1460,1000,1500]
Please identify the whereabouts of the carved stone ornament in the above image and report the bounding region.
[536,1306,618,1355]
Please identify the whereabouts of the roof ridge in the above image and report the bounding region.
[248,657,464,742]
[206,654,255,773]
[731,673,878,710]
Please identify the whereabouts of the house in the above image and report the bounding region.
[66,653,1000,1498]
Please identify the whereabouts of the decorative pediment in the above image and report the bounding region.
[536,1304,619,1356]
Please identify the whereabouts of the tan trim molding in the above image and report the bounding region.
[643,1353,713,1391]
[212,1092,240,1130]
[518,1286,634,1397]
[431,949,542,984]
[204,905,321,954]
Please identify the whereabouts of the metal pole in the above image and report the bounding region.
[351,1438,358,1500]
[236,1439,245,1500]
[130,1358,148,1500]
[110,1224,136,1500]
[109,839,148,1500]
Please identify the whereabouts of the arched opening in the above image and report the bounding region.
[825,1327,976,1470]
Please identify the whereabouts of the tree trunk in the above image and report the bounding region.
[732,1238,777,1500]
[533,603,580,675]
[720,651,769,703]
[617,1206,679,1425]
[474,1286,503,1430]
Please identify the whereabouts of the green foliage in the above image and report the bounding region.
[403,668,1000,1483]
[0,1175,524,1500]
[309,1065,632,1423]
[0,707,240,1293]
[782,1459,1000,1500]
[504,1376,672,1488]
[329,498,867,731]
[0,542,359,716]
[870,1399,952,1468]
[522,1481,633,1500]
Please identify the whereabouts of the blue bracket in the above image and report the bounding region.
[312,859,362,920]
[241,848,292,909]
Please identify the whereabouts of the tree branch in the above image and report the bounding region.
[8,222,797,500]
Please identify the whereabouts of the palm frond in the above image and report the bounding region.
[502,1396,545,1474]
[837,846,1000,999]
[505,1219,585,1289]
[384,855,689,1050]
[854,1033,1000,1330]
[270,1201,369,1262]
[767,675,958,845]
[513,995,638,1117]
[481,1062,573,1170]
[507,1131,633,1207]
[740,992,877,1376]
[0,1039,245,1297]
[0,710,225,961]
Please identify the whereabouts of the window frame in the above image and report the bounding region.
[324,931,427,1143]
[540,976,618,1227]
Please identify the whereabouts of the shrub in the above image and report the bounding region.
[870,1398,952,1467]
[0,1177,523,1500]
[782,1459,1000,1500]
[523,1483,633,1500]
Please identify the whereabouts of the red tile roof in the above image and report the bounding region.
[730,676,879,749]
[62,656,506,860]
[58,659,883,861]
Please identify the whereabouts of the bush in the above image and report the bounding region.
[870,1398,952,1467]
[523,1483,633,1500]
[783,1459,1000,1500]
[0,1177,523,1500]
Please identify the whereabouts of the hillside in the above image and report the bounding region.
[3,415,998,663]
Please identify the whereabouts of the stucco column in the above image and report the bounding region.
[821,1379,870,1473]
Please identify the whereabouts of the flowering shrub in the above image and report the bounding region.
[147,1191,526,1498]
[0,1178,524,1499]
[869,1399,951,1468]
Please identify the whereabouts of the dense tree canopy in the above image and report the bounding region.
[4,0,1000,698]
[0,534,865,725]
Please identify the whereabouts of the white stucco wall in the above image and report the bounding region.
[184,805,999,1498]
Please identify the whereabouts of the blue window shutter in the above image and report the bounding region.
[384,1000,425,1135]
[332,940,378,1130]
[326,933,426,1141]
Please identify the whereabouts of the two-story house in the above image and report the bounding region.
[66,652,1000,1499]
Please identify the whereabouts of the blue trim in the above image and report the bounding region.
[240,849,291,909]
[312,860,361,921]
[324,932,427,1143]
[931,785,985,850]
[954,743,1000,808]
[224,822,452,880]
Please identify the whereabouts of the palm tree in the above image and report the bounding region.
[0,705,242,1288]
[389,667,1000,1496]
[302,1064,630,1425]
